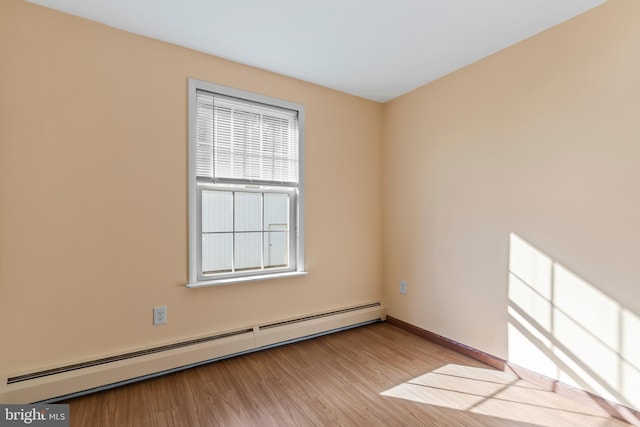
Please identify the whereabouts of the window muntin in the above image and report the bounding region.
[188,79,304,286]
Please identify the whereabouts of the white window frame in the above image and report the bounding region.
[187,78,306,288]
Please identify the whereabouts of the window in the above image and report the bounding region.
[187,79,305,287]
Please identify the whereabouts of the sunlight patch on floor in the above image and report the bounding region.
[381,364,628,427]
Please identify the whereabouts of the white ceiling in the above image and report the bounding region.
[26,0,605,102]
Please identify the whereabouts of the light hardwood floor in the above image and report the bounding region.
[64,322,631,426]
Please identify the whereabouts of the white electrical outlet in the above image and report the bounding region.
[153,306,167,325]
[400,281,407,294]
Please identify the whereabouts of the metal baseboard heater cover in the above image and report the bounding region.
[0,302,384,403]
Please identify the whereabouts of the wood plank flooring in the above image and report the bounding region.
[64,322,631,426]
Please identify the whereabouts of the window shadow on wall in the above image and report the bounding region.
[508,233,640,420]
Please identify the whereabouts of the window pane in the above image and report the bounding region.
[264,231,288,268]
[202,233,232,273]
[235,192,261,231]
[202,191,232,232]
[195,93,214,179]
[235,232,261,271]
[264,193,289,231]
[213,104,233,179]
[232,110,261,180]
[207,94,299,184]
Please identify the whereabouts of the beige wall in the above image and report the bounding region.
[383,0,640,408]
[0,0,382,375]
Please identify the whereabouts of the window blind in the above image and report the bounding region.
[196,91,299,186]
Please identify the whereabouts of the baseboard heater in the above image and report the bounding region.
[0,302,385,404]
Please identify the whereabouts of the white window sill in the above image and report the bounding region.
[186,271,308,288]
